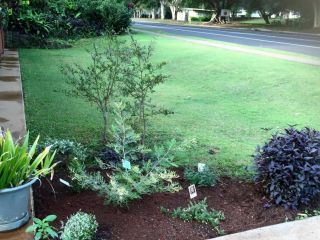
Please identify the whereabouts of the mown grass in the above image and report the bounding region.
[19,32,320,178]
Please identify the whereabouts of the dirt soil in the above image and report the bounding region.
[34,169,297,240]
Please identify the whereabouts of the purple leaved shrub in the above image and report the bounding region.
[255,127,320,209]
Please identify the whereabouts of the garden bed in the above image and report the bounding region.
[34,169,297,240]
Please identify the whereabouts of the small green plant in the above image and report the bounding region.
[0,130,57,189]
[109,102,144,163]
[26,215,58,240]
[70,159,182,207]
[104,163,181,206]
[162,198,225,235]
[61,211,98,240]
[296,210,320,220]
[184,167,217,187]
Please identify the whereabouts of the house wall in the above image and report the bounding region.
[177,9,213,22]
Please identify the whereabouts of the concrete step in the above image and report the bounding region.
[211,216,320,240]
[0,49,33,240]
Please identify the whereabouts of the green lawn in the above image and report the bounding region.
[19,32,320,178]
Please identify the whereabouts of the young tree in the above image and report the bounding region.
[62,35,128,142]
[122,35,168,145]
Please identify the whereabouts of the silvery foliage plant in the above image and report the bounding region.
[61,211,98,240]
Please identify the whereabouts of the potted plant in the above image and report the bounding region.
[0,130,57,232]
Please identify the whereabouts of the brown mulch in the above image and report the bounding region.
[34,169,297,240]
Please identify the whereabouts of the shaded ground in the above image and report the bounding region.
[34,169,297,240]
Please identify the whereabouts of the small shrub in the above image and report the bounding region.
[104,163,181,206]
[254,127,320,209]
[26,215,58,240]
[70,160,182,207]
[61,211,98,240]
[184,167,217,187]
[162,198,224,234]
[40,138,87,164]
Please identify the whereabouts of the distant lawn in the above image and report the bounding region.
[239,18,268,25]
[19,32,320,178]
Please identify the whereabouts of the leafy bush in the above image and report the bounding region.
[61,211,98,240]
[15,10,52,38]
[98,0,132,33]
[104,163,181,206]
[161,198,224,234]
[3,0,132,47]
[0,130,56,189]
[40,138,87,163]
[255,127,320,209]
[70,159,181,207]
[70,112,181,206]
[184,167,217,187]
[26,215,58,240]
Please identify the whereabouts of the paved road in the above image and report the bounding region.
[132,22,320,58]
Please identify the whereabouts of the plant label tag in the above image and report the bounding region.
[59,178,71,187]
[188,184,197,199]
[122,160,131,170]
[198,163,206,172]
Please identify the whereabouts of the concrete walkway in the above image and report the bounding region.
[0,49,32,240]
[211,216,320,240]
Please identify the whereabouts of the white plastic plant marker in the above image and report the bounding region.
[188,184,197,199]
[122,160,131,170]
[198,163,206,172]
[59,178,71,187]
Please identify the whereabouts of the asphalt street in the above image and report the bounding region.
[132,21,320,58]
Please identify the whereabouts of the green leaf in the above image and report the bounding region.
[33,218,42,225]
[25,224,37,233]
[34,232,42,240]
[47,228,58,238]
[43,215,57,222]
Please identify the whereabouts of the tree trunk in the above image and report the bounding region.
[260,10,271,24]
[313,0,320,28]
[151,8,156,19]
[102,111,108,143]
[169,5,176,20]
[209,9,222,23]
[160,1,166,20]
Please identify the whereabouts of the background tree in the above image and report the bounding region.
[198,0,239,23]
[243,0,285,24]
[167,0,183,20]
